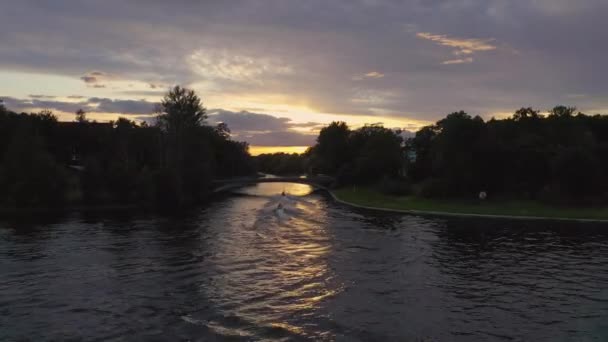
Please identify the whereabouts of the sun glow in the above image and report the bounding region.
[249,146,309,155]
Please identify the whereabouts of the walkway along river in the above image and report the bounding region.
[1,182,607,340]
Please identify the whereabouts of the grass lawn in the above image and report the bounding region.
[332,187,608,221]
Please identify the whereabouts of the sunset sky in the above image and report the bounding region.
[2,1,607,154]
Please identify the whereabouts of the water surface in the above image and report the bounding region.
[1,183,607,340]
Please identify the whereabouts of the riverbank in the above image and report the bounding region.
[0,203,142,216]
[331,187,608,222]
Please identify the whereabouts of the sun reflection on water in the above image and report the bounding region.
[198,182,339,339]
[232,182,314,197]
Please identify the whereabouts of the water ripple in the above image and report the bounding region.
[1,183,607,341]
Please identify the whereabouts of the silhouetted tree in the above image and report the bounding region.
[155,86,211,205]
[309,122,403,185]
[550,147,601,201]
[405,106,608,202]
[81,157,106,204]
[75,108,87,123]
[0,126,68,206]
[513,107,540,121]
[255,153,307,175]
[346,124,403,184]
[549,105,577,117]
[214,122,231,139]
[3,94,606,207]
[0,88,255,209]
[313,121,351,174]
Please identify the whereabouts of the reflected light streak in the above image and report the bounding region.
[203,182,338,338]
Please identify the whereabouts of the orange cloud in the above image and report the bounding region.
[416,32,496,54]
[353,71,385,81]
[442,57,473,65]
[416,32,497,64]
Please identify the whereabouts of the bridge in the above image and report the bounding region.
[212,175,335,193]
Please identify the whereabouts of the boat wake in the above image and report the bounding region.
[253,193,320,228]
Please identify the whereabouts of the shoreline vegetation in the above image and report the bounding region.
[4,185,608,222]
[2,86,608,218]
[0,86,255,210]
[331,187,608,222]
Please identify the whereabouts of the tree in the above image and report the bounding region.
[309,122,403,185]
[403,105,608,202]
[513,107,540,121]
[550,147,601,200]
[214,122,231,139]
[0,97,254,209]
[75,108,87,123]
[156,86,207,134]
[0,127,68,206]
[314,121,351,174]
[549,105,576,117]
[429,111,485,196]
[254,152,306,175]
[406,125,438,181]
[348,124,403,184]
[155,86,210,205]
[81,157,106,204]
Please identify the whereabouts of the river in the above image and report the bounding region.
[1,183,607,341]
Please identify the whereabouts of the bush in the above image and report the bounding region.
[81,158,108,204]
[154,168,182,208]
[134,166,156,204]
[0,133,69,207]
[415,178,450,198]
[378,178,411,196]
[335,163,356,186]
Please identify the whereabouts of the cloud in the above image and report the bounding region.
[289,121,325,130]
[2,98,320,146]
[566,93,587,99]
[353,71,385,81]
[208,109,319,146]
[1,0,608,125]
[416,32,496,55]
[29,94,56,99]
[2,96,158,115]
[187,50,293,83]
[80,71,114,88]
[442,57,473,65]
[80,71,110,83]
[3,97,83,113]
[365,71,384,78]
[80,75,99,83]
[208,109,292,132]
[121,89,167,97]
[88,97,158,114]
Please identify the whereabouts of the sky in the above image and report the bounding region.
[1,0,607,154]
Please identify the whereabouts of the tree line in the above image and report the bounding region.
[0,86,254,208]
[2,89,607,208]
[254,153,308,175]
[306,106,608,204]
